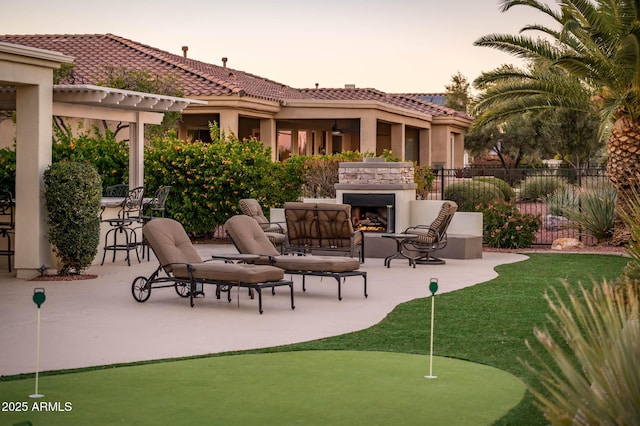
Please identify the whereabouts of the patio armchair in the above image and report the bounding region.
[103,184,130,197]
[225,214,367,301]
[132,218,295,314]
[402,201,457,267]
[238,198,286,252]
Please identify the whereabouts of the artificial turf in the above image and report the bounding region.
[0,351,525,426]
[0,253,630,425]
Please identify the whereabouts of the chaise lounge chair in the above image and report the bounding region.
[402,201,457,267]
[225,215,367,300]
[131,218,295,314]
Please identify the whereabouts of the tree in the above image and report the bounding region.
[96,66,184,139]
[465,112,548,169]
[471,0,640,244]
[444,72,471,113]
[539,108,603,168]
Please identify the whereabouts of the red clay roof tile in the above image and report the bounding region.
[0,33,464,118]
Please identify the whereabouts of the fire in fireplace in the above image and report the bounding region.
[343,193,395,233]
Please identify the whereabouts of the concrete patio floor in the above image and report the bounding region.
[0,245,527,376]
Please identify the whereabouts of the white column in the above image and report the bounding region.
[14,82,53,278]
[128,112,145,189]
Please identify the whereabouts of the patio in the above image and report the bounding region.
[0,245,526,376]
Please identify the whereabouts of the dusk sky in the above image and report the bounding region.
[1,0,556,93]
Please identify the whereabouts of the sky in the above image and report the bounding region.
[1,0,554,93]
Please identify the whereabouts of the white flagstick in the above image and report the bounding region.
[425,278,438,379]
[30,288,46,398]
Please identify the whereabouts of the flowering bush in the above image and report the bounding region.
[479,200,541,248]
[143,129,304,236]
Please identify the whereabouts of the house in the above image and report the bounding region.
[0,34,472,168]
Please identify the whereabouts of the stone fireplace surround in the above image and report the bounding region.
[335,159,417,234]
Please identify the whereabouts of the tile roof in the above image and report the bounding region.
[0,33,307,102]
[301,88,469,118]
[0,34,468,119]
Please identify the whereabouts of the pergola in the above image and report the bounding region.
[0,42,204,278]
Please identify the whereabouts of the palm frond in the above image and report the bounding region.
[474,33,563,61]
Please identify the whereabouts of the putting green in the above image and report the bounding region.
[0,351,525,425]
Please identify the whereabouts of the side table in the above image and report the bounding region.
[381,233,417,268]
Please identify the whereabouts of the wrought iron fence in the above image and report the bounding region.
[426,167,610,245]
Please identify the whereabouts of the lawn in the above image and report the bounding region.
[0,253,630,425]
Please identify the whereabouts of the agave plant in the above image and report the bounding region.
[522,280,640,425]
[544,185,580,217]
[564,183,617,242]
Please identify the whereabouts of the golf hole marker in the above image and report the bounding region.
[30,288,46,398]
[425,278,438,379]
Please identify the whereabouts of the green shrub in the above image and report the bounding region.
[479,200,541,248]
[523,280,640,425]
[544,185,580,216]
[443,180,504,212]
[0,146,16,193]
[564,183,617,242]
[519,175,568,201]
[473,176,515,201]
[53,124,129,191]
[43,161,102,275]
[143,131,288,235]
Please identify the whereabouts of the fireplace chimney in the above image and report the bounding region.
[222,57,228,68]
[181,46,188,58]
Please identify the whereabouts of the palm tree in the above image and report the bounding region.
[471,0,640,244]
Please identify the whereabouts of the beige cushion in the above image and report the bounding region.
[272,256,359,273]
[143,218,283,282]
[172,262,283,283]
[225,214,360,273]
[143,218,202,272]
[225,215,280,256]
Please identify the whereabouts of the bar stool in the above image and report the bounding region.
[0,190,15,272]
[101,186,145,266]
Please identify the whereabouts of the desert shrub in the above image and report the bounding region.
[619,185,640,287]
[479,200,541,248]
[519,175,568,201]
[0,146,16,193]
[524,280,640,425]
[473,176,515,201]
[443,180,504,212]
[53,124,129,191]
[415,164,435,200]
[564,182,617,242]
[43,161,102,275]
[544,185,580,216]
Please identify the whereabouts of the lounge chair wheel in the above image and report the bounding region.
[131,276,151,302]
[175,282,190,298]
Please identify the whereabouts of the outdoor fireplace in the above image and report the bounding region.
[343,193,395,233]
[335,160,417,234]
